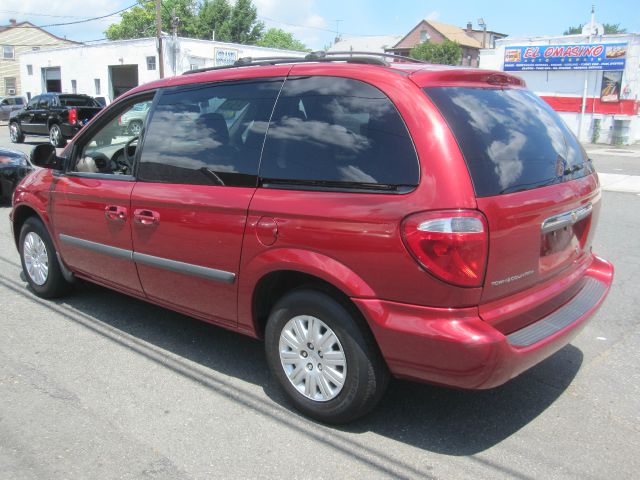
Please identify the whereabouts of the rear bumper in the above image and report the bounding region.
[354,255,613,389]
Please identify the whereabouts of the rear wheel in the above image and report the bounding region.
[49,124,66,148]
[265,289,389,424]
[19,217,72,298]
[9,122,24,143]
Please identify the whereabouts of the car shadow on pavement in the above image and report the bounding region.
[2,261,583,457]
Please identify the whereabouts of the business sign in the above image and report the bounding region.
[601,71,623,102]
[215,48,238,66]
[504,43,627,71]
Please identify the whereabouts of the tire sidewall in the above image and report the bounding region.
[9,122,23,143]
[19,217,68,298]
[265,289,380,423]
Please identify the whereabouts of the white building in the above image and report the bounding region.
[329,35,403,54]
[480,33,640,145]
[18,37,305,104]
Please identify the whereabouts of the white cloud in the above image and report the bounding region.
[426,10,440,21]
[253,0,330,49]
[1,0,128,41]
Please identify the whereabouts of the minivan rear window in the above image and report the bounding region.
[424,87,593,197]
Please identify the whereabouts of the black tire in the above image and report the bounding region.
[19,217,72,298]
[49,123,66,148]
[9,122,25,143]
[265,289,389,424]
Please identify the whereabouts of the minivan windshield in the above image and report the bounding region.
[424,87,593,197]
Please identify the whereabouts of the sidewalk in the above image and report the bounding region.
[583,142,640,157]
[597,173,640,194]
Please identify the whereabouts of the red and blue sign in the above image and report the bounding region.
[504,43,627,71]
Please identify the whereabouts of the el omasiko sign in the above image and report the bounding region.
[504,43,626,71]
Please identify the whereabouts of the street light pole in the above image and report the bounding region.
[577,5,595,141]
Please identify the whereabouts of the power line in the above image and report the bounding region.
[0,10,86,19]
[1,4,138,29]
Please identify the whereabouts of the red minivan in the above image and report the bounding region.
[11,53,613,423]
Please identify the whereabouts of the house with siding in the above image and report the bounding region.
[385,19,505,67]
[0,19,76,98]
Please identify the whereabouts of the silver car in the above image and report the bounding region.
[0,96,26,121]
[119,100,151,135]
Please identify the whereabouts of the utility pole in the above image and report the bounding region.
[155,0,164,78]
[171,9,179,75]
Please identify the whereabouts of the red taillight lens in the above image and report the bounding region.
[69,108,77,125]
[402,210,488,287]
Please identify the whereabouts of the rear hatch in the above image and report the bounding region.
[424,85,599,333]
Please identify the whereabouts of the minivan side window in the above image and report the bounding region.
[259,76,419,192]
[138,78,284,187]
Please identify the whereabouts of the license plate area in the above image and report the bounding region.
[539,203,592,273]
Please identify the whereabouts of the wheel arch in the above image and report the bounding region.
[12,203,49,249]
[239,249,377,340]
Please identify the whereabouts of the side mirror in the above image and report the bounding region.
[30,144,64,170]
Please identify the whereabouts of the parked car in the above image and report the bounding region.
[0,147,32,203]
[0,95,26,121]
[9,93,103,147]
[118,100,151,135]
[10,52,613,424]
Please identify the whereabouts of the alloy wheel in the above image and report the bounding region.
[23,232,49,286]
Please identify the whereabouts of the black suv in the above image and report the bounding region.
[9,93,103,147]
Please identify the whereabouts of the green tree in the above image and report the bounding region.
[106,0,264,44]
[409,40,462,65]
[106,0,198,40]
[563,23,627,35]
[256,28,308,51]
[225,0,264,44]
[195,0,231,40]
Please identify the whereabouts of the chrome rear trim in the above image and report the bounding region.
[541,203,592,233]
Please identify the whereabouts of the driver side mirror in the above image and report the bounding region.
[30,144,65,170]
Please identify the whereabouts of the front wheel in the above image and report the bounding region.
[19,217,72,298]
[265,289,389,424]
[128,120,143,136]
[49,124,66,148]
[9,122,25,143]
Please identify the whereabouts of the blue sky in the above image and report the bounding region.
[1,0,638,49]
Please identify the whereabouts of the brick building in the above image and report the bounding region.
[385,19,506,67]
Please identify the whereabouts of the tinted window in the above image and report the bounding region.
[260,76,419,192]
[58,95,98,107]
[37,96,50,109]
[27,96,40,109]
[425,87,593,197]
[139,78,283,187]
[14,97,24,105]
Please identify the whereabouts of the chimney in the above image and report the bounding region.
[10,19,17,26]
[466,22,472,33]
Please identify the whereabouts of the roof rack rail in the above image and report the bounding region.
[313,51,428,64]
[182,50,422,75]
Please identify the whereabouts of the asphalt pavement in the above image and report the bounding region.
[1,125,639,479]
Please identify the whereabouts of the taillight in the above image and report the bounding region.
[402,210,488,287]
[69,108,77,125]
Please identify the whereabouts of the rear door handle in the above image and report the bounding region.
[104,205,128,222]
[134,209,160,226]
